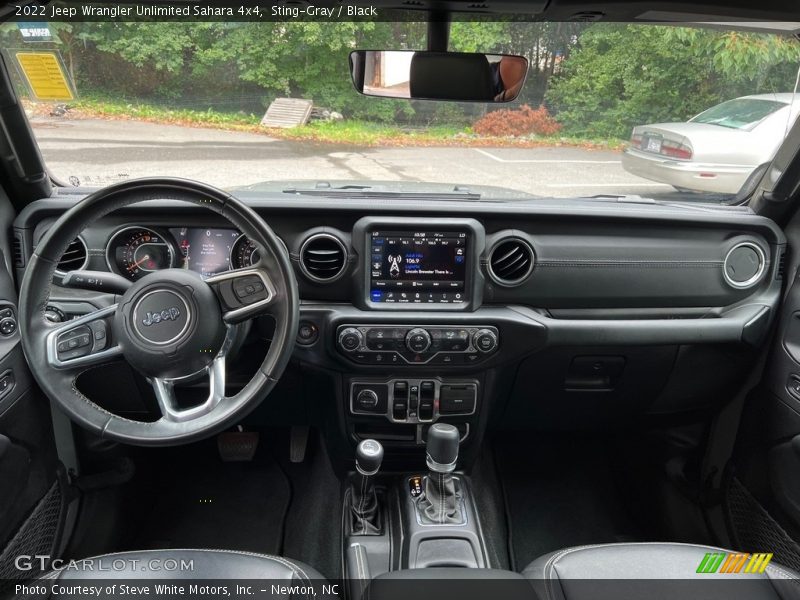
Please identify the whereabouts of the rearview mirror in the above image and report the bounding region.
[349,50,528,103]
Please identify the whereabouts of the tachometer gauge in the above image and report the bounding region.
[230,235,260,269]
[107,227,175,281]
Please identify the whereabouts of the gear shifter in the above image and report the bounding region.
[416,423,464,525]
[350,439,384,535]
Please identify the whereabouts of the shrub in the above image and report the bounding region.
[472,104,562,137]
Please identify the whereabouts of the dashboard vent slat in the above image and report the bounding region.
[300,234,347,282]
[11,232,24,268]
[57,238,88,273]
[489,238,534,286]
[777,249,787,280]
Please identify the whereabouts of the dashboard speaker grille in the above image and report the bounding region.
[489,238,534,286]
[300,233,347,282]
[57,237,88,273]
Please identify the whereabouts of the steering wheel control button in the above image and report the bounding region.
[232,275,268,305]
[406,328,432,353]
[56,325,94,361]
[132,290,190,345]
[89,321,108,351]
[338,327,364,352]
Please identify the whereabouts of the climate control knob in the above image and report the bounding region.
[473,329,498,354]
[338,327,363,352]
[406,328,432,353]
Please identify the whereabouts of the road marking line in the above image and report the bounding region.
[473,148,620,164]
[545,182,673,188]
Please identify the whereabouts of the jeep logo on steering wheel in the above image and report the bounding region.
[141,307,181,327]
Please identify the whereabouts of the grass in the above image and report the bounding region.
[276,120,468,146]
[26,96,626,151]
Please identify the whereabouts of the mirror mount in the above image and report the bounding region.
[427,13,451,52]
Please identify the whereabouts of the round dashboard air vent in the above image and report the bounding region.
[488,238,534,286]
[723,242,766,289]
[56,237,88,274]
[300,233,347,282]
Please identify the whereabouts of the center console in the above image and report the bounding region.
[323,217,501,452]
[343,426,491,598]
[324,218,500,589]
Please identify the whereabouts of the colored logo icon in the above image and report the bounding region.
[696,552,773,574]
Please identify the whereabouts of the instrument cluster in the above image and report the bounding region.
[105,226,259,281]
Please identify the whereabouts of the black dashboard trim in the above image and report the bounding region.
[14,192,786,316]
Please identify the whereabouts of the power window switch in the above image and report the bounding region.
[392,381,409,420]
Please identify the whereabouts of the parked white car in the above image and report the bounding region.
[622,93,800,194]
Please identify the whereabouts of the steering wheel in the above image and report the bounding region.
[19,178,299,446]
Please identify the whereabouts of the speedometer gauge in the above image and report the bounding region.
[107,227,175,281]
[230,235,260,269]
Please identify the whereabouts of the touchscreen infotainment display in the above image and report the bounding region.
[368,230,468,305]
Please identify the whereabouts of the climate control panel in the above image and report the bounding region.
[336,325,499,365]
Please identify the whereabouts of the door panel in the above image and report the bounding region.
[0,201,62,578]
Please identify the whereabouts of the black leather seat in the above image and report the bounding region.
[37,549,325,595]
[523,542,800,600]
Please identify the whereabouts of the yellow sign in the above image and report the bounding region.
[14,51,74,101]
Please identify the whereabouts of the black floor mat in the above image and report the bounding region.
[123,443,290,555]
[495,433,642,571]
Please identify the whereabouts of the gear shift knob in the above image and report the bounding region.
[426,423,459,473]
[356,439,384,475]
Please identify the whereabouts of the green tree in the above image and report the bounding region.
[194,22,420,120]
[546,25,800,139]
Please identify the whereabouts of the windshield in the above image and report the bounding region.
[690,98,788,130]
[5,19,800,202]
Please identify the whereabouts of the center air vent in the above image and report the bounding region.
[57,237,88,273]
[300,233,347,282]
[488,238,534,286]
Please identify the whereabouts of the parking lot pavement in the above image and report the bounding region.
[32,117,706,200]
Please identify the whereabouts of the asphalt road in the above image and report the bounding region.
[31,117,702,200]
